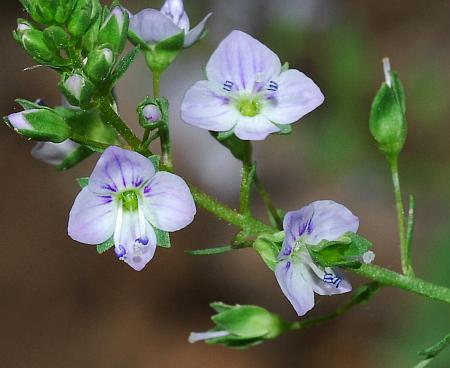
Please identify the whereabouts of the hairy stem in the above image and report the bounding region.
[189,184,275,236]
[96,96,150,155]
[389,156,413,275]
[239,141,253,214]
[351,264,450,304]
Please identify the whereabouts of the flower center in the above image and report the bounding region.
[236,96,261,117]
[121,190,139,211]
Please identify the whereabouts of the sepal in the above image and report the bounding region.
[59,73,95,109]
[83,46,115,83]
[253,232,284,271]
[97,5,129,55]
[144,31,185,73]
[68,0,101,39]
[137,97,168,129]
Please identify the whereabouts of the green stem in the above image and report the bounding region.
[255,176,283,229]
[351,264,450,304]
[239,141,253,214]
[389,156,412,275]
[96,96,150,155]
[189,184,275,236]
[406,194,416,276]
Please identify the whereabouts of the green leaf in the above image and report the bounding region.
[185,245,233,256]
[350,282,381,305]
[155,228,171,248]
[414,333,450,368]
[77,177,90,188]
[96,237,114,254]
[307,232,373,269]
[110,46,140,84]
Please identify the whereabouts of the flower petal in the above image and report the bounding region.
[206,30,281,92]
[68,187,116,245]
[302,254,352,296]
[129,8,182,44]
[32,140,79,166]
[184,13,212,47]
[181,80,239,132]
[279,204,315,259]
[116,211,157,271]
[142,172,196,232]
[262,69,324,125]
[233,115,280,141]
[89,146,156,194]
[304,200,359,245]
[275,259,315,316]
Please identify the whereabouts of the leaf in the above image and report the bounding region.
[155,228,171,248]
[96,237,114,254]
[307,232,373,269]
[186,245,233,256]
[77,177,90,188]
[414,332,450,368]
[110,46,140,84]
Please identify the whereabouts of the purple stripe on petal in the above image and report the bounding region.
[144,184,152,194]
[113,153,127,187]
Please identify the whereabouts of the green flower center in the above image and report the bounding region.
[236,96,262,117]
[121,190,139,211]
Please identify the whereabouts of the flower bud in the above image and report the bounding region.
[4,108,71,143]
[32,140,93,171]
[14,20,69,67]
[369,58,407,158]
[189,303,289,348]
[43,25,69,50]
[137,97,168,129]
[83,46,115,83]
[98,6,129,54]
[59,73,94,108]
[67,0,101,38]
[20,0,77,25]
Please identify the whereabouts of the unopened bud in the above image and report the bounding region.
[84,47,115,83]
[98,6,129,54]
[59,73,94,108]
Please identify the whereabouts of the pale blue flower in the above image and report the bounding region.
[68,146,196,271]
[276,200,359,316]
[181,30,324,141]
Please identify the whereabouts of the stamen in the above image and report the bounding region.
[323,272,342,288]
[113,204,124,252]
[267,81,279,92]
[223,80,234,92]
[114,244,126,260]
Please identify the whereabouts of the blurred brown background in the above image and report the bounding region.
[1,0,450,367]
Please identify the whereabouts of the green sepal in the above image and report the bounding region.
[20,0,77,25]
[96,237,115,254]
[68,0,101,39]
[80,1,103,53]
[137,97,168,130]
[268,208,285,230]
[210,131,250,162]
[57,146,94,171]
[128,29,151,51]
[58,73,95,109]
[97,5,129,55]
[83,46,115,83]
[110,46,140,84]
[253,232,284,271]
[307,232,373,269]
[148,155,161,171]
[43,26,69,50]
[155,228,171,248]
[369,71,407,158]
[273,122,292,135]
[76,177,90,188]
[281,61,290,72]
[15,98,50,111]
[56,107,119,146]
[144,31,185,73]
[418,332,450,360]
[210,302,234,313]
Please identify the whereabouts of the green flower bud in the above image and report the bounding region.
[14,19,69,67]
[59,73,94,108]
[67,0,101,39]
[97,6,129,54]
[369,58,407,158]
[20,0,77,25]
[4,107,71,143]
[83,46,115,83]
[189,303,289,348]
[43,25,69,50]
